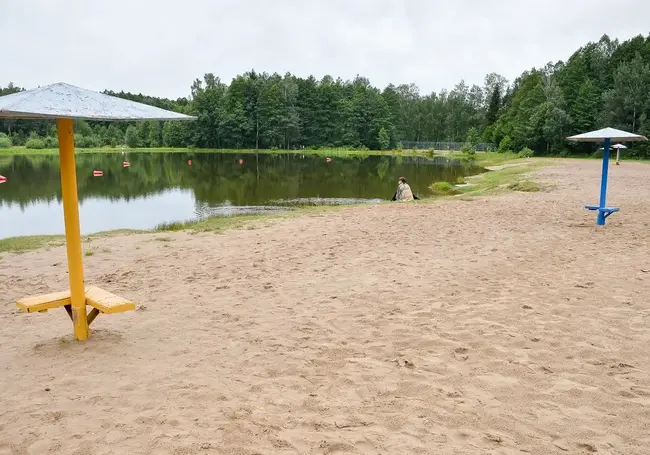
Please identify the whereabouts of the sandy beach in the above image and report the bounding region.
[1,159,649,455]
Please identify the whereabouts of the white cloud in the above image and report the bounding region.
[2,0,648,98]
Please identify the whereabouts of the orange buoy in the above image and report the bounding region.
[238,159,243,164]
[326,157,332,163]
[188,160,192,165]
[93,170,103,177]
[0,175,7,183]
[123,161,131,168]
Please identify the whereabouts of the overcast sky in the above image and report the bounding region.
[2,0,648,99]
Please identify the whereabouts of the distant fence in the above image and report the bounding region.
[401,141,496,152]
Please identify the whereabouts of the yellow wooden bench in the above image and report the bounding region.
[16,286,135,326]
[16,290,72,313]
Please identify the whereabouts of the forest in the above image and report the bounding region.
[1,33,650,157]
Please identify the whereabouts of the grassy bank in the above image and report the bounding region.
[460,159,548,195]
[1,146,440,158]
[1,146,518,162]
[0,235,65,254]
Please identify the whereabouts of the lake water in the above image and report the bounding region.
[0,152,483,239]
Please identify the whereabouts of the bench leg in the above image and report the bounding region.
[64,304,73,321]
[87,308,100,326]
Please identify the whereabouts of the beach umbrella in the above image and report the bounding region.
[0,83,195,341]
[598,143,628,165]
[612,143,627,165]
[567,128,647,226]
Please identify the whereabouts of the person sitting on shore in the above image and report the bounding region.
[394,177,414,201]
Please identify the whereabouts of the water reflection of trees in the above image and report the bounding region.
[0,152,481,208]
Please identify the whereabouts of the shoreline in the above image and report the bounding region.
[3,145,647,162]
[2,146,443,157]
[0,158,542,254]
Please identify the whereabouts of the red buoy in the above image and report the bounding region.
[93,170,103,177]
[326,157,332,163]
[188,160,192,166]
[0,175,7,183]
[238,159,243,164]
[123,161,131,168]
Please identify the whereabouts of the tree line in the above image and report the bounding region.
[1,33,649,157]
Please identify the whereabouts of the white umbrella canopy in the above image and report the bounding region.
[0,82,195,121]
[567,127,647,143]
[598,144,628,150]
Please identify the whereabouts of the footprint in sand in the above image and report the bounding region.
[577,442,598,452]
[453,347,469,361]
[484,433,503,443]
[630,386,650,396]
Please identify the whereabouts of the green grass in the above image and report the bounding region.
[429,181,461,196]
[0,146,429,158]
[508,180,542,192]
[0,235,64,253]
[0,145,497,160]
[458,160,548,195]
[0,146,184,156]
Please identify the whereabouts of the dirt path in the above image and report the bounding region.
[1,160,649,455]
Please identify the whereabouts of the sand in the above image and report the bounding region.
[1,159,650,455]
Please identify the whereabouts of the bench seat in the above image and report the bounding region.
[16,290,71,313]
[585,205,620,213]
[85,286,135,313]
[16,287,135,314]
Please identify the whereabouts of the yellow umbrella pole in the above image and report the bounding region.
[56,118,89,341]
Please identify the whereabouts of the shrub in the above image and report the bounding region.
[559,150,570,158]
[25,136,46,149]
[429,181,460,196]
[466,126,481,148]
[592,149,603,158]
[461,140,476,156]
[498,135,513,153]
[10,133,25,146]
[125,125,140,148]
[75,134,101,148]
[44,136,58,148]
[0,133,11,148]
[517,147,534,158]
[396,141,404,151]
[377,127,390,150]
[461,154,477,164]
